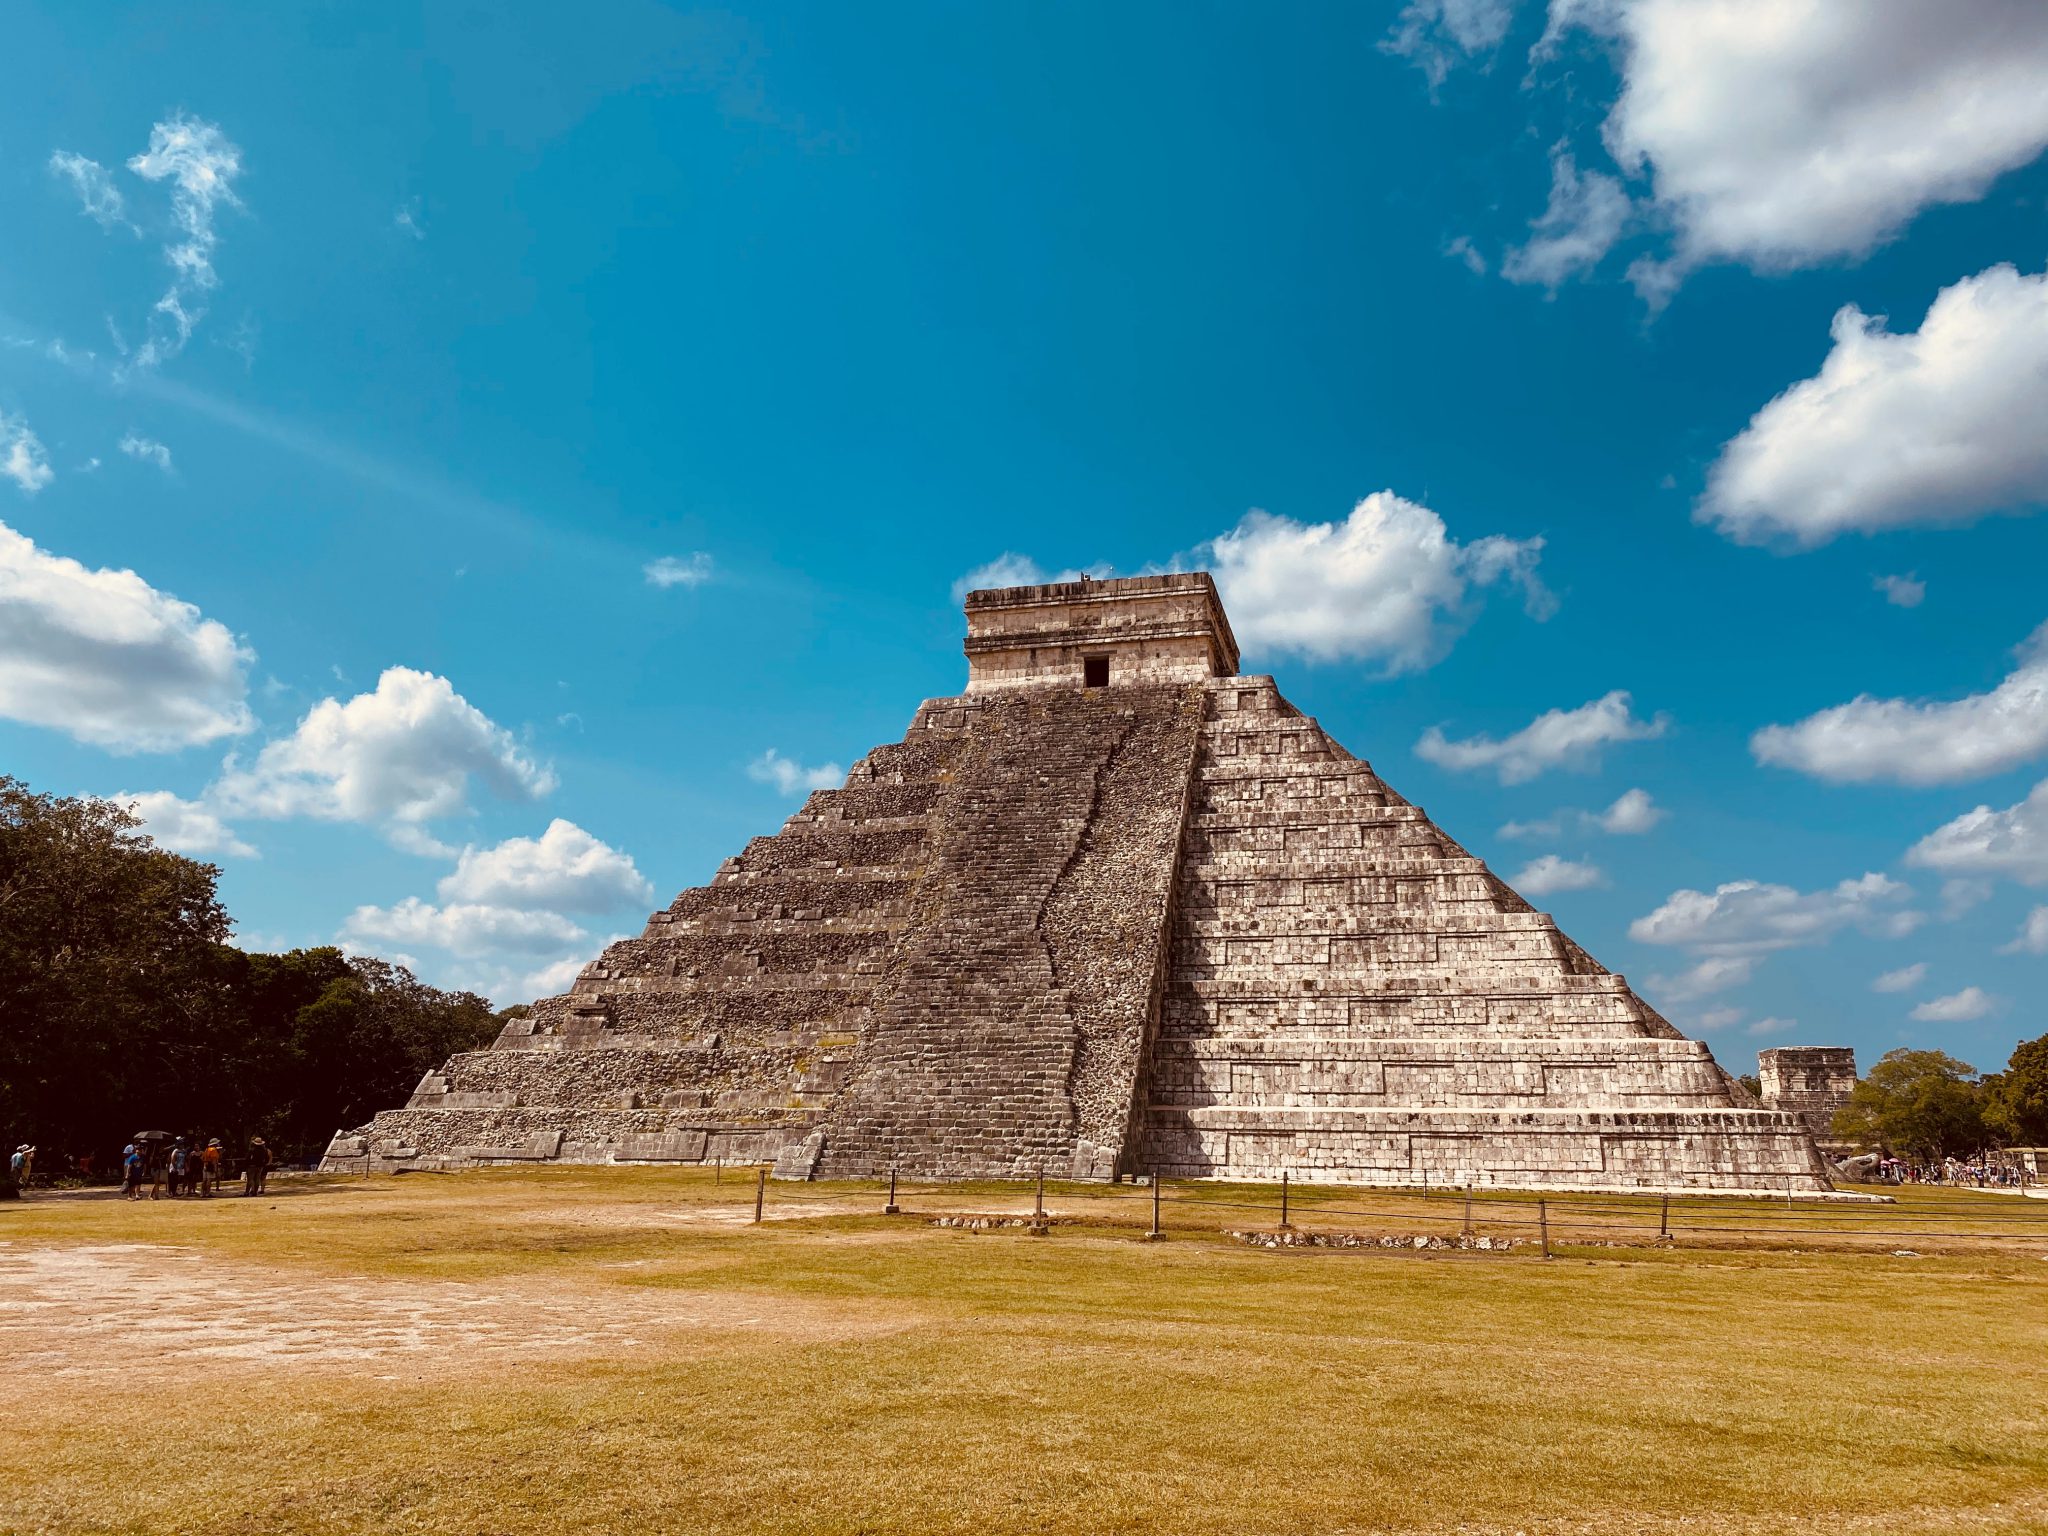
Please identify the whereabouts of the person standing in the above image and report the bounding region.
[243,1137,270,1196]
[201,1138,222,1197]
[8,1145,30,1193]
[121,1143,144,1200]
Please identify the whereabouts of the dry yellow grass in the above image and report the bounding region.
[2,1168,2044,1536]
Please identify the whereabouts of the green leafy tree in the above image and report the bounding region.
[0,777,500,1168]
[1832,1048,1986,1161]
[0,777,231,1159]
[1984,1031,2048,1147]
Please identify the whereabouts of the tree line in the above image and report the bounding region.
[1,776,502,1179]
[1829,1044,2048,1162]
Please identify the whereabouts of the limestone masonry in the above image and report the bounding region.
[1757,1047,1858,1150]
[326,573,1836,1194]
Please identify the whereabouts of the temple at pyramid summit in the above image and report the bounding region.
[325,573,1837,1194]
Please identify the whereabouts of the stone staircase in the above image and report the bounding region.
[815,683,1204,1179]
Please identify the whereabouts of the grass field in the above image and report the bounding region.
[2,1168,2045,1536]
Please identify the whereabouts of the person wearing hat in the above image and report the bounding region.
[8,1145,30,1193]
[121,1143,145,1200]
[243,1136,270,1196]
[201,1138,222,1197]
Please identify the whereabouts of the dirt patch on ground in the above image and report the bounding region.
[0,1240,904,1386]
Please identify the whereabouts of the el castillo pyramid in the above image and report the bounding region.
[326,573,1835,1194]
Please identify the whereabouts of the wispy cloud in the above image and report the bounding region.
[748,749,842,797]
[48,151,133,232]
[1911,986,1995,1023]
[124,114,245,369]
[119,433,173,472]
[1420,693,1667,785]
[644,552,714,589]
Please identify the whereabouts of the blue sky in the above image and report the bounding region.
[4,1,2047,1079]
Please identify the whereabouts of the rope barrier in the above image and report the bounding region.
[725,1169,2048,1246]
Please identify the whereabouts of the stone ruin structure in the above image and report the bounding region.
[326,573,1836,1194]
[1756,1047,1858,1152]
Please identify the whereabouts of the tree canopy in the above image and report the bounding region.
[1832,1049,1987,1161]
[0,776,499,1171]
[1985,1032,2048,1147]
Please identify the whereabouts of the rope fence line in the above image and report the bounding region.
[726,1168,2048,1249]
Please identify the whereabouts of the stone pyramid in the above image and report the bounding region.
[326,574,1834,1194]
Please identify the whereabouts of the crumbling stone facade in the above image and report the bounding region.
[1757,1047,1858,1149]
[327,573,1835,1195]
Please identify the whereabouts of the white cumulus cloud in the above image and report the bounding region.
[1542,1,2048,273]
[1644,955,1755,1004]
[644,552,713,589]
[1205,493,1553,673]
[438,819,652,914]
[1911,986,1995,1024]
[1700,267,2048,546]
[2003,907,2048,956]
[1596,786,1663,834]
[1906,777,2048,885]
[110,789,255,859]
[748,749,842,797]
[1501,147,1631,290]
[1509,853,1605,897]
[211,666,553,844]
[0,520,253,751]
[517,952,596,997]
[1629,873,1916,956]
[119,434,173,472]
[1874,574,1925,609]
[1419,691,1665,785]
[1753,623,2048,786]
[1499,786,1665,841]
[2,415,54,495]
[341,896,588,958]
[1872,962,1926,994]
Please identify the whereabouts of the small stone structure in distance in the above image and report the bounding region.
[1757,1047,1858,1154]
[327,573,1837,1195]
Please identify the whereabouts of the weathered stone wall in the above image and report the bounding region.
[1137,677,1833,1194]
[1758,1047,1857,1146]
[964,572,1239,692]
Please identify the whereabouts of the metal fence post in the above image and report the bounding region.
[1148,1173,1163,1241]
[1539,1198,1550,1259]
[753,1166,766,1225]
[1659,1192,1670,1240]
[885,1166,899,1215]
[1280,1170,1291,1229]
